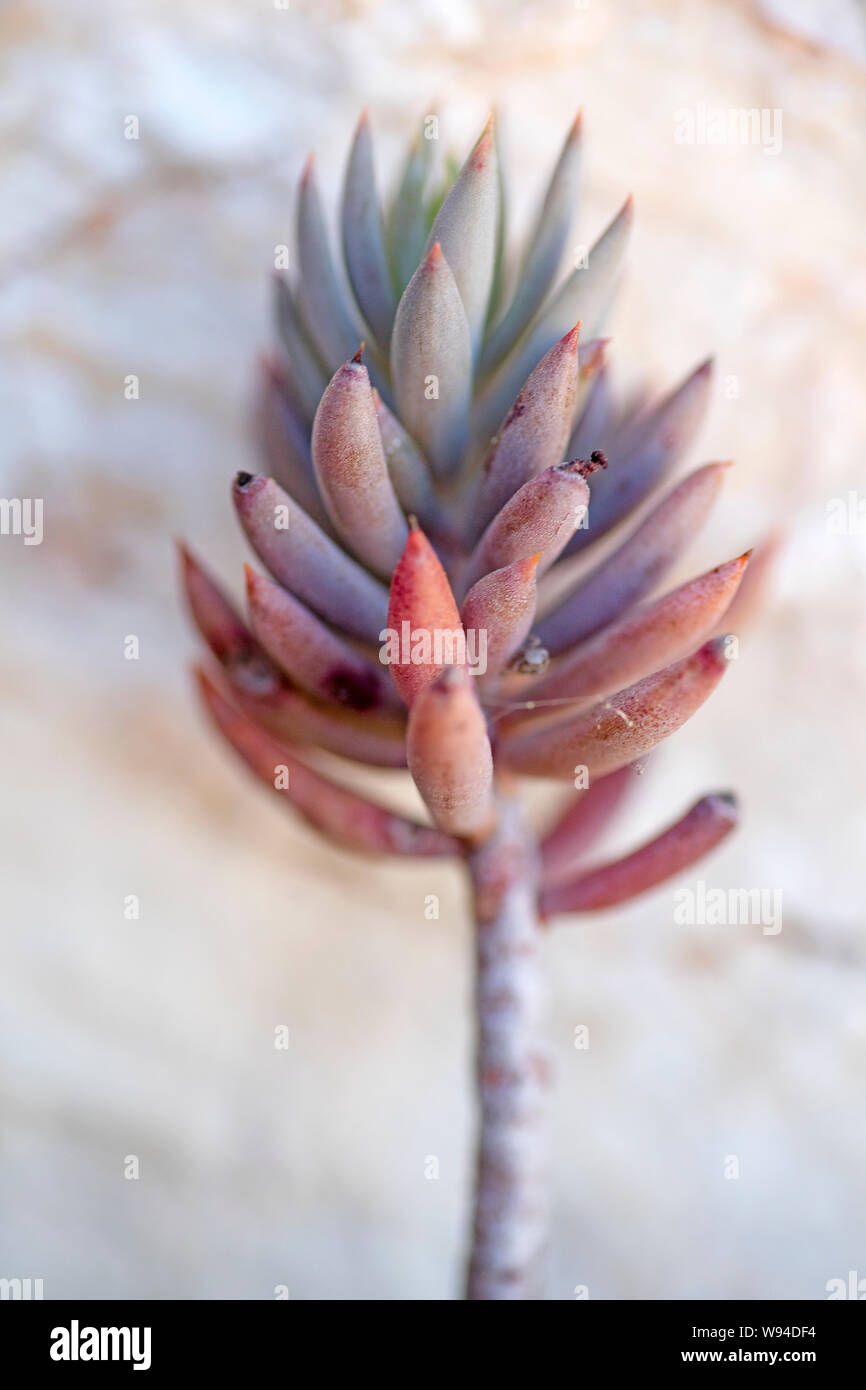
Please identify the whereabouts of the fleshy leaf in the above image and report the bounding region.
[540,792,738,916]
[311,353,408,578]
[471,323,582,537]
[296,155,361,370]
[272,275,327,421]
[390,243,472,477]
[387,121,435,291]
[538,461,729,655]
[407,667,495,840]
[246,566,398,712]
[232,472,389,642]
[386,523,464,706]
[424,115,499,357]
[482,111,582,372]
[461,554,540,680]
[499,637,732,780]
[539,766,638,888]
[198,670,455,856]
[342,110,397,351]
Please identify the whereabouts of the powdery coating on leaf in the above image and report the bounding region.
[198,671,453,856]
[540,792,739,916]
[233,472,390,642]
[372,388,439,525]
[538,461,729,654]
[406,667,495,839]
[499,637,733,780]
[311,357,408,577]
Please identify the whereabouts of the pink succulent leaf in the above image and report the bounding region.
[407,666,496,840]
[245,565,399,712]
[539,764,640,888]
[233,471,389,642]
[516,552,750,709]
[463,455,601,592]
[538,460,729,655]
[461,554,540,680]
[712,531,782,637]
[540,791,739,917]
[386,523,464,706]
[471,323,582,537]
[198,670,452,856]
[498,636,733,780]
[567,359,614,460]
[311,353,408,578]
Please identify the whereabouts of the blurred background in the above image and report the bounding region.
[1,0,865,1299]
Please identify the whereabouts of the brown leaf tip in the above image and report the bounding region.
[352,342,366,364]
[572,450,608,479]
[235,471,254,489]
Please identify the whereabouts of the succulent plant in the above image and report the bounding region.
[180,109,763,1301]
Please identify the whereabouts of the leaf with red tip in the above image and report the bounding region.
[540,792,738,916]
[712,531,781,636]
[342,111,397,351]
[566,357,714,555]
[407,667,495,840]
[390,242,472,477]
[524,552,749,707]
[296,155,361,370]
[272,275,327,421]
[538,461,728,654]
[233,472,389,642]
[179,542,257,667]
[386,524,464,706]
[246,566,397,712]
[311,355,408,578]
[424,114,499,356]
[460,554,540,679]
[463,457,595,591]
[499,637,732,780]
[482,112,582,372]
[539,765,638,888]
[198,671,455,857]
[471,323,582,536]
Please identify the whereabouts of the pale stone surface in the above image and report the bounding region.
[1,0,865,1298]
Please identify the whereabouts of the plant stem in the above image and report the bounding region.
[464,790,549,1300]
